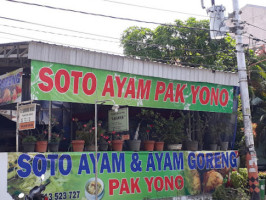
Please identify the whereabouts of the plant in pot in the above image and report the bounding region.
[99,133,110,151]
[21,130,37,152]
[111,131,123,151]
[151,113,165,151]
[83,120,97,151]
[208,122,220,151]
[136,109,158,151]
[163,112,186,151]
[194,112,208,150]
[48,118,64,152]
[219,123,231,151]
[35,122,49,153]
[185,111,199,151]
[140,124,155,151]
[72,118,86,152]
[127,122,142,151]
[48,133,63,152]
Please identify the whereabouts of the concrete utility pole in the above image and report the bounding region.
[232,0,260,199]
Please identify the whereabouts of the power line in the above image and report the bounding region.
[6,0,220,32]
[0,16,118,40]
[243,33,266,44]
[0,23,119,44]
[0,21,214,53]
[245,22,266,33]
[0,30,236,70]
[0,22,201,51]
[0,16,211,51]
[0,21,236,57]
[101,0,208,18]
[0,17,236,58]
[0,31,124,55]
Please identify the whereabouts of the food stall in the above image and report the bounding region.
[0,41,239,199]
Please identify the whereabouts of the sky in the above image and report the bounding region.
[0,0,265,55]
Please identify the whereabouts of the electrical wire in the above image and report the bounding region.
[5,0,224,32]
[243,34,266,44]
[0,31,124,55]
[0,16,118,40]
[245,22,266,33]
[0,15,227,53]
[0,29,234,70]
[0,21,215,53]
[101,0,208,18]
[0,23,119,44]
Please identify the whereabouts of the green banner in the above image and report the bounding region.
[8,151,238,199]
[31,60,234,113]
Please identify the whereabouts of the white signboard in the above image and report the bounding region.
[108,107,129,132]
[18,103,36,130]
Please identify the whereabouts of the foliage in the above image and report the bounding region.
[185,111,208,145]
[99,132,111,144]
[258,171,266,179]
[159,113,185,144]
[111,131,121,140]
[121,18,237,71]
[21,134,37,143]
[213,168,249,199]
[35,121,49,141]
[35,118,62,141]
[212,185,249,200]
[136,109,159,141]
[73,118,106,145]
[231,168,248,189]
[49,133,63,143]
[136,109,185,143]
[248,55,266,147]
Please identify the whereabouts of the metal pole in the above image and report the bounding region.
[232,0,260,199]
[16,102,19,152]
[48,101,52,142]
[94,101,98,200]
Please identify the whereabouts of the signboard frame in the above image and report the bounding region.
[108,107,129,132]
[18,103,36,131]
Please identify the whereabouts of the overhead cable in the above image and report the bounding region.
[245,22,266,33]
[0,30,235,70]
[0,31,123,55]
[0,22,216,53]
[0,16,118,40]
[6,0,223,32]
[101,0,208,18]
[0,23,119,43]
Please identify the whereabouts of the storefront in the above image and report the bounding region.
[0,41,239,199]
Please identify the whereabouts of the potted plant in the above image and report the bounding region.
[21,131,37,152]
[141,124,155,151]
[194,112,208,150]
[162,112,185,151]
[220,122,231,151]
[83,120,97,151]
[208,122,219,151]
[48,118,64,152]
[72,118,86,152]
[35,121,48,152]
[136,109,157,151]
[48,133,62,152]
[151,112,165,151]
[111,131,123,151]
[127,122,142,151]
[99,133,110,151]
[185,111,199,151]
